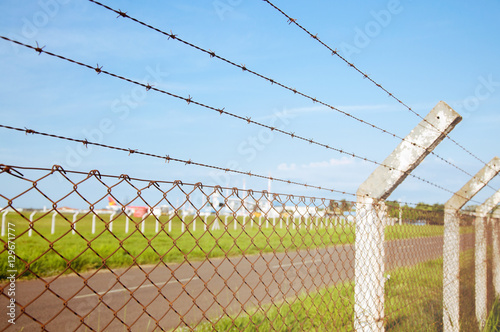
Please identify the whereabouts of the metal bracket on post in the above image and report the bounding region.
[475,190,500,330]
[443,156,500,332]
[354,101,461,331]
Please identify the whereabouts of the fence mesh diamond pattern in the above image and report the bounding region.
[0,165,496,331]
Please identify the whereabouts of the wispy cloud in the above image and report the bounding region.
[256,103,413,122]
[278,156,356,171]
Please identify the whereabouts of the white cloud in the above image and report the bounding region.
[302,157,355,169]
[277,157,355,171]
[277,163,297,171]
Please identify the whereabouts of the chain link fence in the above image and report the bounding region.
[0,165,497,331]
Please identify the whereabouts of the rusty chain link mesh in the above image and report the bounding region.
[0,165,497,331]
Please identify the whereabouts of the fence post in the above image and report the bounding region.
[443,157,500,332]
[492,209,500,297]
[71,211,79,235]
[51,211,57,234]
[474,190,500,329]
[1,210,8,237]
[355,101,461,331]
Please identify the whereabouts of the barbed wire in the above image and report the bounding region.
[0,122,481,206]
[1,164,480,210]
[84,0,497,193]
[0,124,355,197]
[0,37,482,203]
[260,0,490,169]
[0,164,345,203]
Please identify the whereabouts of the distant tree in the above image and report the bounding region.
[386,201,444,225]
[340,199,353,213]
[327,200,339,216]
[463,205,478,212]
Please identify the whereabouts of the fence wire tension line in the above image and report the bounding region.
[83,0,492,191]
[1,2,500,332]
[0,36,488,203]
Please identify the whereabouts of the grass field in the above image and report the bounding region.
[484,298,500,332]
[0,211,473,280]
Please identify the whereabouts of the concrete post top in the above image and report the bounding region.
[357,101,461,200]
[477,190,500,217]
[446,156,500,211]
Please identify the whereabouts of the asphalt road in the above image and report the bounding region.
[1,234,474,331]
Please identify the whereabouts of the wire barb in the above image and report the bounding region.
[94,64,103,74]
[116,9,127,18]
[0,33,494,198]
[80,2,493,188]
[34,41,45,55]
[261,0,490,172]
[0,164,24,179]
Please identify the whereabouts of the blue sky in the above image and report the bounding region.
[1,0,500,208]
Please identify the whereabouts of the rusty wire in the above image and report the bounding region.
[0,123,483,205]
[0,165,492,331]
[0,124,354,196]
[0,165,355,330]
[85,0,495,193]
[0,35,484,202]
[261,0,490,171]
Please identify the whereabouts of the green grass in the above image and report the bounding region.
[0,212,472,280]
[484,298,500,332]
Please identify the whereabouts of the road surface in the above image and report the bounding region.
[0,234,474,331]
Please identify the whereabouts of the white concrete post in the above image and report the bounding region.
[125,212,130,234]
[355,196,386,331]
[204,215,209,231]
[109,212,115,232]
[155,213,159,234]
[71,211,78,235]
[211,216,220,231]
[444,157,500,332]
[29,211,36,237]
[398,199,402,226]
[355,101,461,332]
[475,214,487,330]
[1,210,8,237]
[51,211,57,235]
[474,190,500,329]
[141,212,148,233]
[92,213,97,234]
[492,210,500,297]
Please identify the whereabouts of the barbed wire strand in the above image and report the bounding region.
[1,164,346,203]
[0,122,479,206]
[0,124,354,197]
[85,0,497,193]
[2,164,471,209]
[260,0,490,169]
[0,37,482,203]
